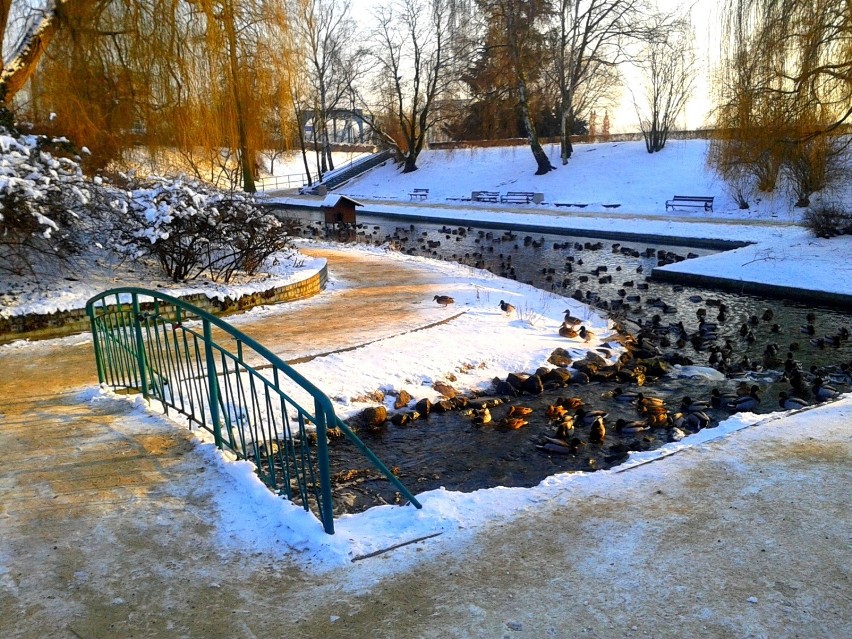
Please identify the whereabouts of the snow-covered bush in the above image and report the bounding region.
[803,203,852,238]
[0,127,96,274]
[124,177,288,282]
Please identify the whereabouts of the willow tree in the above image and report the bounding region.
[713,0,852,206]
[9,0,295,193]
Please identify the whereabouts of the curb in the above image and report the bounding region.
[0,264,328,345]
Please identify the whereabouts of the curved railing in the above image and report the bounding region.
[86,287,421,534]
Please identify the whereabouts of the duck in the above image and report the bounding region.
[545,404,568,420]
[559,322,579,338]
[537,436,583,455]
[507,405,534,418]
[710,388,736,409]
[562,311,583,326]
[578,326,595,342]
[812,378,839,400]
[635,393,665,411]
[615,418,650,435]
[778,392,809,410]
[434,295,454,307]
[605,387,641,402]
[680,396,711,413]
[588,417,606,443]
[574,408,608,426]
[558,396,584,410]
[502,417,528,430]
[727,385,761,412]
[671,410,711,431]
[554,416,576,438]
[471,407,492,424]
[499,299,516,316]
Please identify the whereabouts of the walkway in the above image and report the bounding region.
[0,248,849,638]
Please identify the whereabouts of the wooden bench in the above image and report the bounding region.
[500,191,536,204]
[666,195,714,212]
[473,191,500,203]
[409,188,429,201]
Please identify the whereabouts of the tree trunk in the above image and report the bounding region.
[560,108,574,164]
[402,154,418,173]
[223,0,255,193]
[518,78,553,175]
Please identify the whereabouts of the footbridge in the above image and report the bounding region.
[85,287,421,534]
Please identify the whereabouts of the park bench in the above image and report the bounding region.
[409,188,429,201]
[500,191,536,204]
[473,191,500,203]
[666,195,714,212]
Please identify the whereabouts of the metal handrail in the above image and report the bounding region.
[85,287,421,534]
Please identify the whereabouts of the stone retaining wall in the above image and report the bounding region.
[0,265,328,345]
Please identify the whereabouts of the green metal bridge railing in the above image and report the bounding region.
[86,287,421,534]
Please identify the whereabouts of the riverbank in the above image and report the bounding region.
[269,195,852,306]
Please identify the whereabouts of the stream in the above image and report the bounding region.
[273,208,852,515]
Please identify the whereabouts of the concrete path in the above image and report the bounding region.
[1,247,850,639]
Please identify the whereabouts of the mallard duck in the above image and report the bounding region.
[559,322,579,338]
[554,417,575,438]
[575,408,608,425]
[558,396,584,410]
[680,396,710,413]
[710,388,736,409]
[812,378,839,399]
[671,410,710,430]
[605,387,641,402]
[499,300,516,315]
[434,295,454,307]
[778,392,809,410]
[472,407,491,424]
[502,417,528,430]
[644,409,669,426]
[589,417,606,443]
[507,405,534,418]
[562,311,583,326]
[545,404,568,420]
[578,326,595,343]
[727,385,760,412]
[615,418,650,435]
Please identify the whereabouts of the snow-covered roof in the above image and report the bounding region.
[320,193,363,208]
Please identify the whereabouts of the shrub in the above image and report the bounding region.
[0,127,95,275]
[803,204,852,238]
[125,177,288,282]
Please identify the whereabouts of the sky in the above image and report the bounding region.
[347,0,723,133]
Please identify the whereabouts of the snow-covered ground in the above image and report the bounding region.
[272,139,852,298]
[3,137,850,571]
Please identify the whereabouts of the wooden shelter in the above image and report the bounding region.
[320,194,362,230]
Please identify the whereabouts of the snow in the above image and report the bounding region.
[272,139,852,298]
[3,135,851,573]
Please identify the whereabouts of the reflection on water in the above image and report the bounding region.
[274,208,852,514]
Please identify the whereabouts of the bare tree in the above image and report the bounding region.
[632,13,696,153]
[366,0,459,173]
[293,0,365,176]
[551,0,642,164]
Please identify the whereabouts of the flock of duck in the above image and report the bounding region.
[298,217,851,459]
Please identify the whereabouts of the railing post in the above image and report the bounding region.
[203,319,224,450]
[87,304,106,385]
[314,399,335,534]
[131,293,149,399]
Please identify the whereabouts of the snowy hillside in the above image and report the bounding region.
[337,139,849,220]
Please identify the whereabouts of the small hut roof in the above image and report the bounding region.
[320,194,364,208]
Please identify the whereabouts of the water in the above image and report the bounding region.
[273,209,852,515]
